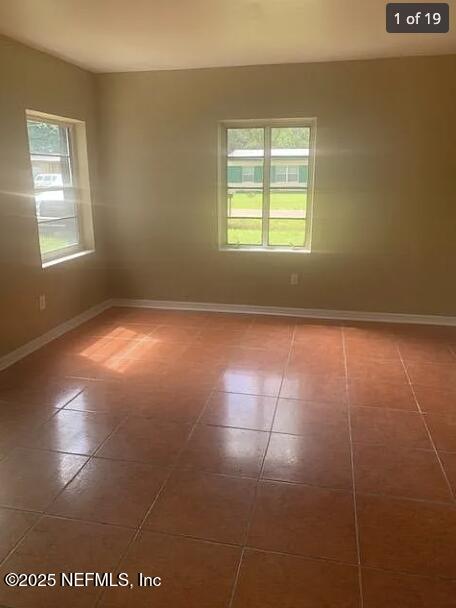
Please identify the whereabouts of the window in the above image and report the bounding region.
[219,119,316,251]
[242,166,255,183]
[26,110,94,265]
[274,164,300,184]
[275,165,287,183]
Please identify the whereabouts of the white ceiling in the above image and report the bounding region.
[0,0,455,73]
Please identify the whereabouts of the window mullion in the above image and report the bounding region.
[262,127,271,247]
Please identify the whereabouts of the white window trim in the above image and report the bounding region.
[217,117,317,253]
[25,109,95,267]
[42,248,95,269]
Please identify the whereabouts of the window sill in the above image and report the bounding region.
[42,249,95,269]
[219,246,311,254]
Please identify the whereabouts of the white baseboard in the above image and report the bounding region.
[0,299,113,372]
[112,298,456,327]
[1,297,454,372]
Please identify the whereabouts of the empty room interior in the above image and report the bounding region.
[1,1,456,606]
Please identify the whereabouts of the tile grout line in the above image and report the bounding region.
[341,325,364,608]
[92,386,218,607]
[226,321,296,608]
[89,412,132,460]
[397,350,456,504]
[62,396,453,416]
[2,456,455,512]
[225,547,246,608]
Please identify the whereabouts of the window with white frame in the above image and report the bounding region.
[275,165,288,183]
[275,164,301,184]
[219,119,316,250]
[242,166,255,183]
[284,165,299,183]
[26,110,94,265]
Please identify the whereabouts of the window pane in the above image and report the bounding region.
[227,218,262,245]
[27,120,69,155]
[271,127,310,152]
[31,156,73,189]
[271,160,308,187]
[270,190,306,219]
[268,219,306,247]
[35,189,77,219]
[227,128,264,157]
[228,189,262,218]
[38,217,79,255]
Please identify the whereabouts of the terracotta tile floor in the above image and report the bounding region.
[0,308,456,607]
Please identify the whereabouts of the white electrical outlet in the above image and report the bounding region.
[39,294,46,311]
[290,273,298,285]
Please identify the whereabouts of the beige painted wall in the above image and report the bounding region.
[0,36,108,358]
[2,43,456,361]
[98,55,456,316]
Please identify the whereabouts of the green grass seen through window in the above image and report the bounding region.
[227,191,307,247]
